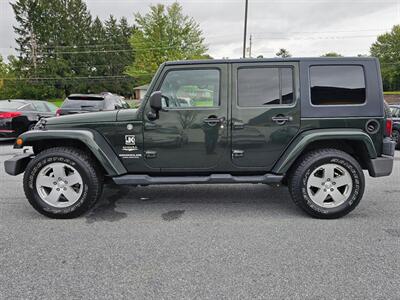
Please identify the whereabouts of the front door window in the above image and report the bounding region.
[160,69,220,109]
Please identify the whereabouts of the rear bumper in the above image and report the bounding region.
[368,138,396,177]
[369,155,394,177]
[4,153,33,176]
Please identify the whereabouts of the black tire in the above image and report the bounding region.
[392,129,400,150]
[288,148,365,219]
[23,147,103,219]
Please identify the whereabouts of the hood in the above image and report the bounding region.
[46,110,118,126]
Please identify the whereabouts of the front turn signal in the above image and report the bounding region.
[16,138,23,147]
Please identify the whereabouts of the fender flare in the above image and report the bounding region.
[16,129,127,176]
[272,129,377,174]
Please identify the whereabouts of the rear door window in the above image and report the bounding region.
[19,103,35,111]
[237,67,294,107]
[310,65,366,105]
[33,102,50,112]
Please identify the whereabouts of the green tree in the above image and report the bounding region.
[0,56,9,91]
[371,25,400,91]
[11,0,136,98]
[11,0,94,98]
[126,3,209,84]
[321,52,343,57]
[275,48,291,58]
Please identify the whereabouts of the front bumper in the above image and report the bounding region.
[369,138,396,177]
[4,153,33,176]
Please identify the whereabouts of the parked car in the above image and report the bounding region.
[389,104,400,149]
[5,57,396,219]
[0,99,58,140]
[57,93,130,116]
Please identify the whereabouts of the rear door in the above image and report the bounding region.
[231,62,300,170]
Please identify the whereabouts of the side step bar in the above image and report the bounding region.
[112,173,283,186]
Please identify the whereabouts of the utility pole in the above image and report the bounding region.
[249,34,253,58]
[243,0,248,58]
[29,27,38,74]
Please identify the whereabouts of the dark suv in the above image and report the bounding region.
[5,57,396,219]
[57,93,130,116]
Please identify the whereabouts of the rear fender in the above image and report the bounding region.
[15,129,127,176]
[272,129,377,174]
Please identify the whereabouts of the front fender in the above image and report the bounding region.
[272,129,377,174]
[16,129,127,176]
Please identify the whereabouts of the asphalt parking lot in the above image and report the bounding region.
[1,141,400,299]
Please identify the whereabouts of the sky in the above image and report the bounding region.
[1,0,400,60]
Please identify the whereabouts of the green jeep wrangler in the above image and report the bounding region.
[5,58,396,219]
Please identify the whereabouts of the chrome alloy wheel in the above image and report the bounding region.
[35,162,83,208]
[306,163,353,208]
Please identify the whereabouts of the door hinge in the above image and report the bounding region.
[145,151,157,159]
[232,150,244,158]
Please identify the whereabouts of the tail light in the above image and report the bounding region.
[56,109,61,117]
[385,118,393,137]
[0,112,22,119]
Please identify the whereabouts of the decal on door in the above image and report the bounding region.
[119,135,142,159]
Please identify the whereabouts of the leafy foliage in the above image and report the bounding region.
[2,0,135,100]
[126,3,209,85]
[321,52,343,57]
[371,25,400,91]
[275,48,292,58]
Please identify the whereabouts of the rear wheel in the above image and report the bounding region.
[23,147,103,219]
[288,149,365,219]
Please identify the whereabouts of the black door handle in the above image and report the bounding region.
[272,115,293,125]
[203,117,225,127]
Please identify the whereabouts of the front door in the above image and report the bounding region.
[231,62,300,170]
[143,64,228,171]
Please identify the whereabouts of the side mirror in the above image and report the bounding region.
[150,91,162,112]
[147,91,162,121]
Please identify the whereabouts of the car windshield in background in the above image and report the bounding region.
[0,101,26,110]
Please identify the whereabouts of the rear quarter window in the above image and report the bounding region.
[310,65,366,106]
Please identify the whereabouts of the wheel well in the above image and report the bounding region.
[301,139,370,169]
[282,139,371,185]
[30,139,106,175]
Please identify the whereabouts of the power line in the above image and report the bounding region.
[250,28,391,35]
[253,34,379,40]
[0,74,151,81]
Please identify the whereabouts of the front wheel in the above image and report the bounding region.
[288,149,365,219]
[23,147,103,219]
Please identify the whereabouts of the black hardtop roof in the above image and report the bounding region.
[164,57,378,66]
